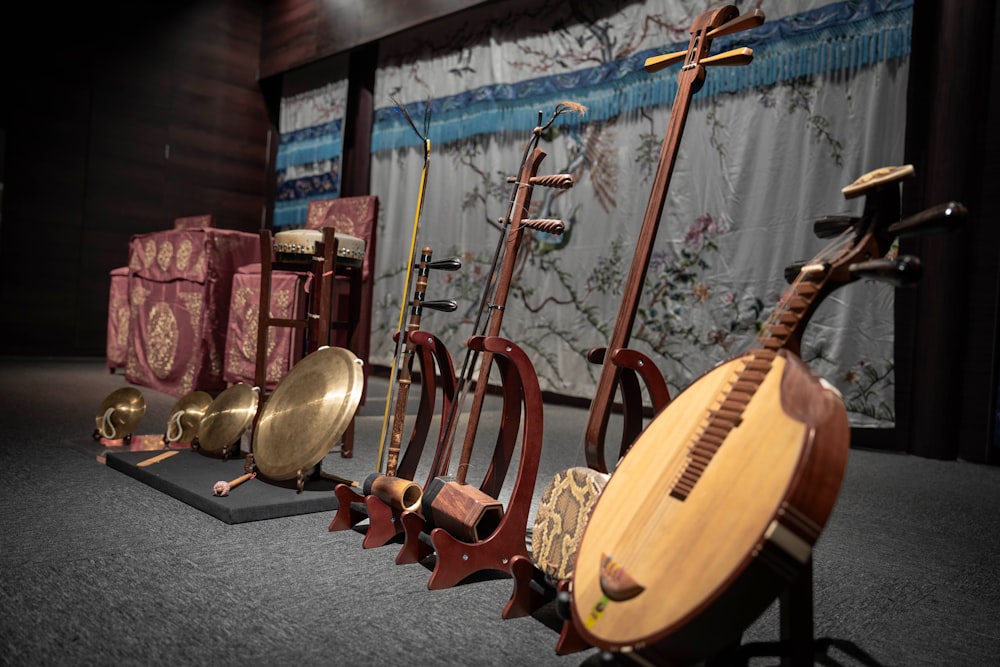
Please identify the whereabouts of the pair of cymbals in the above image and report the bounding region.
[165,391,214,444]
[198,383,260,455]
[95,388,147,440]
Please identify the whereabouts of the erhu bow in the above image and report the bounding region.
[584,6,764,473]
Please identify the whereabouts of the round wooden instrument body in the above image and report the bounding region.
[570,350,849,662]
[531,467,608,581]
[252,346,363,480]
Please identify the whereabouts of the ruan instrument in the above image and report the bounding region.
[569,164,965,663]
[583,5,763,474]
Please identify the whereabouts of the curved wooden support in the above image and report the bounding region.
[328,329,457,540]
[424,335,544,590]
[585,345,673,464]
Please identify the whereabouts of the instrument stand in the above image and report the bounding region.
[503,555,591,655]
[328,330,457,547]
[576,559,817,667]
[395,336,544,591]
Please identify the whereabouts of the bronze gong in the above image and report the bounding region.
[198,383,259,454]
[94,387,146,440]
[252,346,364,480]
[164,390,214,444]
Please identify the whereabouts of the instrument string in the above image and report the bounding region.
[617,227,857,566]
[375,99,432,474]
[435,102,584,478]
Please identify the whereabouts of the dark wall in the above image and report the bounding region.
[0,1,274,356]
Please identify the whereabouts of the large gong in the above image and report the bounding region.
[199,383,259,455]
[252,346,364,481]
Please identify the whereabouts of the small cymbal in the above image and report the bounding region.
[199,384,259,454]
[253,347,364,480]
[164,390,214,444]
[95,387,146,440]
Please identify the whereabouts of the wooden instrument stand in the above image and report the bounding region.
[328,329,457,547]
[394,335,545,591]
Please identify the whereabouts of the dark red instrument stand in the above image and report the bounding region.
[394,335,545,591]
[503,555,590,655]
[328,330,457,546]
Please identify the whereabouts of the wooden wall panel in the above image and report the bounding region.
[0,0,272,356]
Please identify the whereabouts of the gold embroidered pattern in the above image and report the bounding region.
[144,240,156,268]
[157,241,174,272]
[177,292,204,332]
[176,239,193,272]
[147,302,179,379]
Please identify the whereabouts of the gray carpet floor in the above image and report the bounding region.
[1,355,998,666]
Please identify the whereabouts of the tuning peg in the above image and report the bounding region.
[421,257,462,271]
[644,49,688,73]
[842,164,916,199]
[849,255,922,286]
[706,8,765,39]
[529,174,575,189]
[422,299,458,312]
[700,47,754,67]
[784,261,807,284]
[522,219,566,234]
[887,201,967,238]
[813,215,860,239]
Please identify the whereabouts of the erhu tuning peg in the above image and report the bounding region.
[420,257,462,271]
[422,299,458,312]
[529,174,574,189]
[522,219,566,234]
[645,49,688,73]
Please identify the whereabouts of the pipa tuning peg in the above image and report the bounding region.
[888,201,967,238]
[849,255,922,286]
[813,215,860,239]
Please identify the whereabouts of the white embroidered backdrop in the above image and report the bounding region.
[281,0,913,428]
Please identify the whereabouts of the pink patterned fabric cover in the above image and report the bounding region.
[221,196,378,390]
[124,227,258,398]
[106,266,131,371]
[223,264,309,390]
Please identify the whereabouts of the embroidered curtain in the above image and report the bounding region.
[274,77,349,230]
[365,0,912,428]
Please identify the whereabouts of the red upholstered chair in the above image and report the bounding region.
[222,196,378,392]
[122,220,258,398]
[106,215,218,373]
[105,266,131,372]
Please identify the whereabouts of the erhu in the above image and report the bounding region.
[421,103,581,542]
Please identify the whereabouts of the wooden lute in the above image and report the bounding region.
[569,164,965,662]
[584,5,762,474]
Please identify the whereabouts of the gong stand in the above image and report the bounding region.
[583,5,763,474]
[395,335,544,591]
